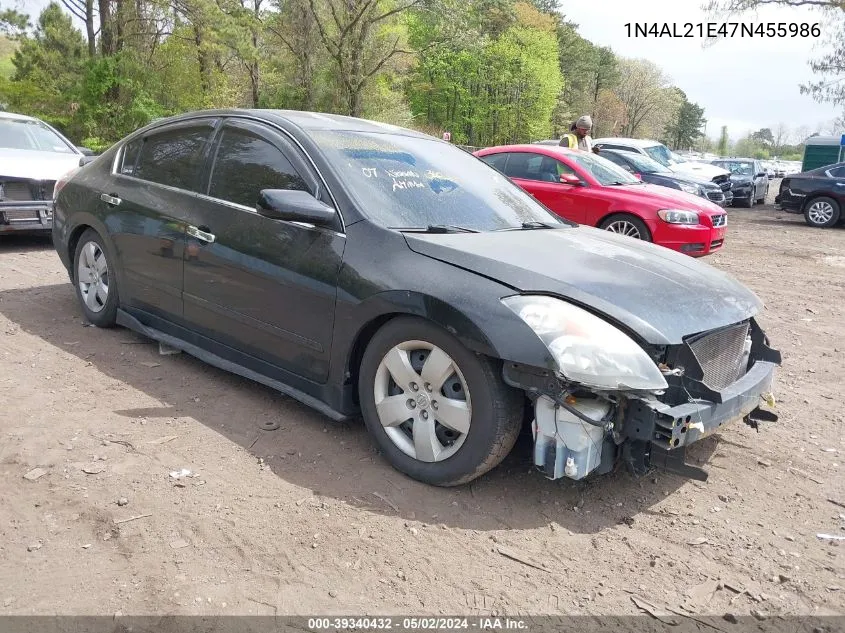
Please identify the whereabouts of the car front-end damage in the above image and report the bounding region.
[500,296,781,482]
[0,177,55,234]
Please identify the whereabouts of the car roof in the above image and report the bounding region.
[0,111,40,123]
[478,144,579,156]
[138,108,432,140]
[592,137,660,148]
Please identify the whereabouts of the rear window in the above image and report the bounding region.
[133,124,214,191]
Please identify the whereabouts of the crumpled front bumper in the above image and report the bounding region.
[636,359,777,448]
[0,202,53,233]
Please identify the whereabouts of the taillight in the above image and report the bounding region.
[53,167,79,200]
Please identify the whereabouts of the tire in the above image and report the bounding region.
[73,228,119,327]
[740,188,754,208]
[804,196,841,228]
[358,316,523,486]
[599,214,652,242]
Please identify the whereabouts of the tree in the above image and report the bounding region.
[614,58,677,138]
[307,0,421,116]
[718,125,729,156]
[664,90,706,149]
[774,122,789,149]
[705,1,845,106]
[0,7,29,38]
[750,127,774,145]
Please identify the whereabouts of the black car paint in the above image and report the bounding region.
[53,110,777,475]
[599,149,727,205]
[775,162,845,215]
[711,159,768,204]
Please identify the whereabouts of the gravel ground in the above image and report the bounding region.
[0,201,843,619]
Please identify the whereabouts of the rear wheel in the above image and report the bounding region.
[804,197,840,228]
[599,214,652,242]
[73,228,119,327]
[358,317,523,486]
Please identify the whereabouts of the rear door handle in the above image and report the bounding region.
[100,193,122,206]
[187,225,216,244]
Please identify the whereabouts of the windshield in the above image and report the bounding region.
[311,131,567,231]
[642,143,677,167]
[567,151,641,185]
[713,160,753,176]
[617,151,670,174]
[0,118,76,153]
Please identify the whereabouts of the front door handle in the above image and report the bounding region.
[100,193,122,206]
[187,225,216,244]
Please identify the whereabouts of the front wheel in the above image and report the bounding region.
[73,228,119,327]
[599,214,652,242]
[804,197,841,228]
[358,317,523,486]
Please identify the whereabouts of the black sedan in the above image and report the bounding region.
[599,149,731,207]
[710,158,769,208]
[775,162,845,228]
[52,110,781,486]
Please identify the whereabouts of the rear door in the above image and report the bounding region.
[182,118,345,382]
[109,118,218,323]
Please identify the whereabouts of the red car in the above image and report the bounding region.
[474,145,727,256]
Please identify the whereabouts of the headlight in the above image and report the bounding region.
[502,296,668,391]
[658,209,700,224]
[678,182,700,195]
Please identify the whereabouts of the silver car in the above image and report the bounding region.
[0,111,90,236]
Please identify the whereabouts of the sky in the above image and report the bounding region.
[561,0,843,141]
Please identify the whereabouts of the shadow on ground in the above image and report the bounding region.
[0,282,722,534]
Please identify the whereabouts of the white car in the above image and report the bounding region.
[594,138,732,180]
[0,111,90,235]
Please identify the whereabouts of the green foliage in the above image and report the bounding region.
[2,0,700,150]
[718,125,729,157]
[664,91,706,149]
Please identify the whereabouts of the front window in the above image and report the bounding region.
[310,131,566,231]
[0,118,76,153]
[566,151,641,186]
[713,161,754,176]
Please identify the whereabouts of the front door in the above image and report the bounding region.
[502,152,588,224]
[182,119,345,383]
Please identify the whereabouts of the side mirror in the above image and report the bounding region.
[559,173,583,186]
[79,155,96,166]
[756,173,766,178]
[257,189,337,227]
[77,146,95,156]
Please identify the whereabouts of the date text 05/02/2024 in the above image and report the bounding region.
[624,22,820,38]
[307,617,528,631]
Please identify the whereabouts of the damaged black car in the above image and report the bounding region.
[52,110,781,486]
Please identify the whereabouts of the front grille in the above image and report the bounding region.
[0,179,55,202]
[686,321,750,390]
[2,209,41,222]
[706,190,725,203]
[711,214,727,227]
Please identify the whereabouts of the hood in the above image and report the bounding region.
[606,183,724,215]
[669,161,730,180]
[405,227,761,345]
[653,172,719,188]
[0,149,82,181]
[726,173,754,184]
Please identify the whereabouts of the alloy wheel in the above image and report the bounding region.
[604,220,643,239]
[76,241,110,313]
[373,340,472,463]
[807,200,834,225]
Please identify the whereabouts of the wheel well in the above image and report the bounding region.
[345,313,404,404]
[598,211,641,228]
[802,194,839,213]
[67,224,92,274]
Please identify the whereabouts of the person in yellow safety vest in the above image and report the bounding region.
[558,115,594,151]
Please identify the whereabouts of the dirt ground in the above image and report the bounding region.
[1,196,844,619]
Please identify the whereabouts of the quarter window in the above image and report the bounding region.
[134,125,213,191]
[119,140,142,176]
[208,127,309,208]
